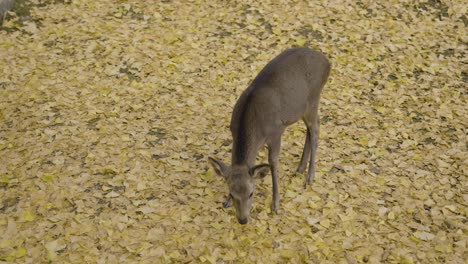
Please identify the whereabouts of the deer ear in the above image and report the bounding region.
[250,164,270,179]
[208,157,229,179]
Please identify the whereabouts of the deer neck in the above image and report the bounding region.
[231,132,262,168]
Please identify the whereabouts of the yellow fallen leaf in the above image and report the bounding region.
[0,239,11,248]
[42,175,53,183]
[22,211,35,222]
[45,240,59,260]
[284,189,296,198]
[15,247,26,258]
[320,219,330,229]
[137,206,156,214]
[272,28,282,35]
[181,214,191,222]
[105,191,120,198]
[413,231,435,241]
[199,171,215,182]
[0,175,9,186]
[388,211,396,220]
[444,205,457,213]
[280,249,295,259]
[296,38,307,46]
[200,254,216,264]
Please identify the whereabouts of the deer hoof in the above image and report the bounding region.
[306,173,315,185]
[296,166,306,174]
[223,200,232,208]
[271,204,279,213]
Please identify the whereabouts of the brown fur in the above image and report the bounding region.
[209,47,331,224]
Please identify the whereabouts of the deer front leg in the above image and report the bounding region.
[268,140,281,213]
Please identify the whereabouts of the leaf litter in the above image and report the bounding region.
[0,0,466,263]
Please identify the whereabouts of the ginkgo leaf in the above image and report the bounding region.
[413,232,435,241]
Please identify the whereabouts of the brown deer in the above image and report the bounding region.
[209,47,331,224]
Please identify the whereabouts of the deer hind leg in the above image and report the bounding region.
[297,125,311,174]
[307,118,319,184]
[303,106,320,185]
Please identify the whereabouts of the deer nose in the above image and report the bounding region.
[238,218,248,225]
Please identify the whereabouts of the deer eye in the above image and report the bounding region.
[249,192,253,198]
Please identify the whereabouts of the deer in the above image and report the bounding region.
[208,47,331,224]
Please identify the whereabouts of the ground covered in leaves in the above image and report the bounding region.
[0,0,466,263]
